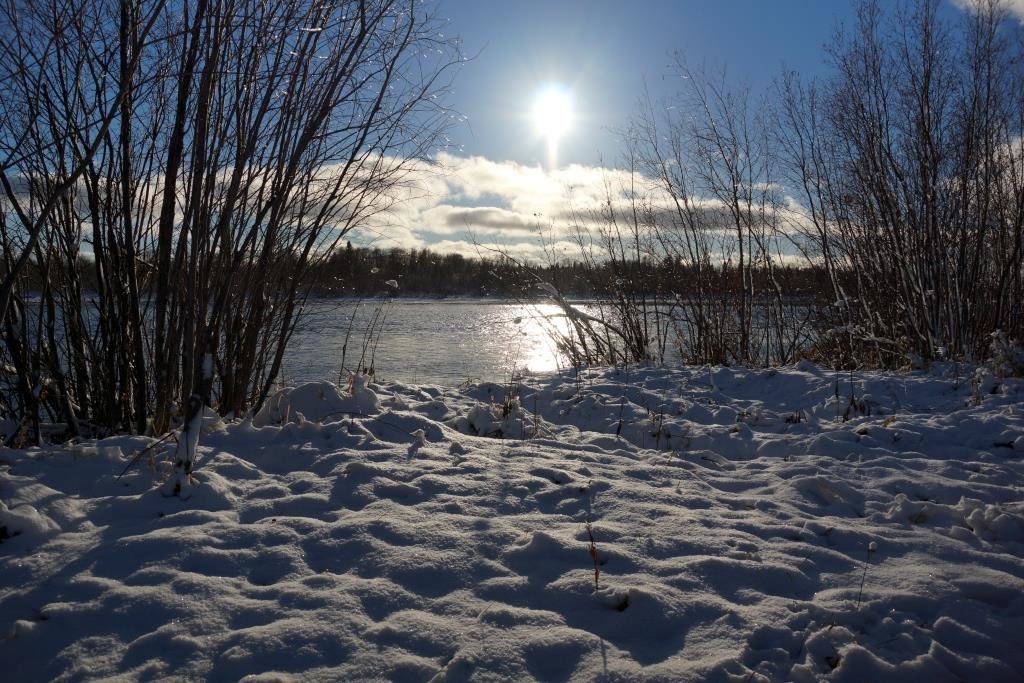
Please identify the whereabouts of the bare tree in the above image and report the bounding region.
[628,63,808,366]
[0,0,459,457]
[778,0,1024,366]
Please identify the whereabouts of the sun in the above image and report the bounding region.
[532,84,573,140]
[531,83,573,165]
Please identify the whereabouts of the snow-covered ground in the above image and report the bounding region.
[1,363,1022,681]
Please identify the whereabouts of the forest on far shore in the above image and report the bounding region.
[8,241,836,299]
[310,242,833,299]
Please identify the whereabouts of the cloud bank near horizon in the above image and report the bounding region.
[349,152,809,265]
[350,153,687,262]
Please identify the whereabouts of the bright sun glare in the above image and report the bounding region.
[531,84,573,165]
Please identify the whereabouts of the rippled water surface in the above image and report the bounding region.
[283,299,574,386]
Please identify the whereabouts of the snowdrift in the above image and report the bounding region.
[1,364,1022,681]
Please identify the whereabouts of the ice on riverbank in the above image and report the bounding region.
[1,364,1022,681]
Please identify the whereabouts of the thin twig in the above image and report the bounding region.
[115,431,176,481]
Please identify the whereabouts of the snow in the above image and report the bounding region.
[253,376,380,427]
[1,364,1022,681]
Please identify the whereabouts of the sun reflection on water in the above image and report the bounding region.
[498,303,571,377]
[285,300,579,386]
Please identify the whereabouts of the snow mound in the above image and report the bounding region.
[253,376,380,426]
[0,501,60,542]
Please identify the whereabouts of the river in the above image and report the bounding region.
[283,298,576,386]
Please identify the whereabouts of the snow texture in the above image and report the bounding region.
[1,364,1022,681]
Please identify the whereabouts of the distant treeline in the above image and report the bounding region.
[309,242,833,299]
[5,244,833,299]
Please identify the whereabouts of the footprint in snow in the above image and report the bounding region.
[529,466,574,486]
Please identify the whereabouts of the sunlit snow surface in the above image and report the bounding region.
[2,364,1023,681]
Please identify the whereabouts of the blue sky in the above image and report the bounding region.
[363,0,1003,257]
[435,0,893,167]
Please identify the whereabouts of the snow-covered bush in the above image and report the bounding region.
[449,396,533,439]
[253,375,380,427]
[988,331,1024,378]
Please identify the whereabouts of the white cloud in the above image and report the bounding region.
[356,153,698,257]
[421,239,552,262]
[951,0,1024,21]
[349,152,807,267]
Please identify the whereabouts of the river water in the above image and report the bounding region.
[283,299,576,386]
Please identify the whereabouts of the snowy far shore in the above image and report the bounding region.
[1,362,1022,681]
